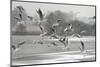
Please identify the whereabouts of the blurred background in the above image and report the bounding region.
[11,1,96,36]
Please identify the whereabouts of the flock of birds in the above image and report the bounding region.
[12,7,86,53]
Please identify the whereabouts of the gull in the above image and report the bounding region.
[63,23,86,53]
[12,41,26,51]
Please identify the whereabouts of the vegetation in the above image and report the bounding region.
[11,6,95,36]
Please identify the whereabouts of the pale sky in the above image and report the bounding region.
[12,1,95,17]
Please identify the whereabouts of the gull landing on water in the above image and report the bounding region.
[63,24,86,53]
[12,41,26,51]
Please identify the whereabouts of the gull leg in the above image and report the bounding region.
[64,37,69,48]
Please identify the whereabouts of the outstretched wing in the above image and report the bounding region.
[17,6,24,13]
[36,8,47,36]
[36,8,44,20]
[80,40,85,53]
